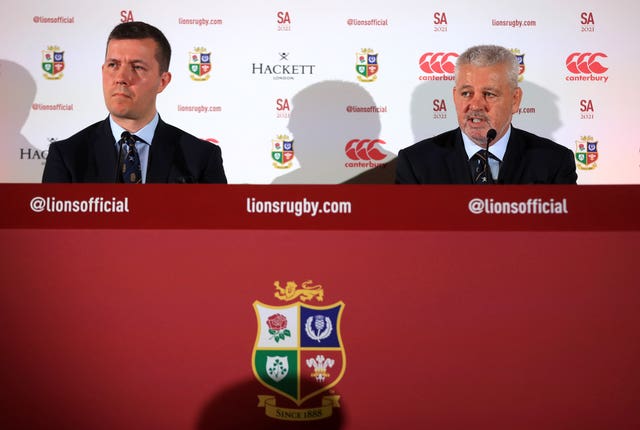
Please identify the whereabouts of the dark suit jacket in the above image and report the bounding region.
[395,127,577,184]
[42,117,227,183]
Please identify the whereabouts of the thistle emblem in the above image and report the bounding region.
[305,315,333,342]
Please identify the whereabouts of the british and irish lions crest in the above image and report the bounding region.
[271,135,294,169]
[356,48,378,82]
[252,280,345,421]
[42,46,64,80]
[511,48,525,82]
[189,47,211,81]
[575,136,599,170]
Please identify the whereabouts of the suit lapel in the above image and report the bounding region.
[146,118,177,183]
[91,119,119,182]
[499,128,524,183]
[447,129,473,184]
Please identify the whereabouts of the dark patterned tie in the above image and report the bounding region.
[470,151,498,184]
[120,133,142,183]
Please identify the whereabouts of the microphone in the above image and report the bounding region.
[114,131,131,183]
[485,129,497,183]
[486,128,497,145]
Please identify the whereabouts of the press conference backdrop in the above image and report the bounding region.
[0,0,638,184]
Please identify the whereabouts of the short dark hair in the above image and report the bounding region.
[106,21,171,73]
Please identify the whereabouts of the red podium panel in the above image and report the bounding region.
[0,185,638,430]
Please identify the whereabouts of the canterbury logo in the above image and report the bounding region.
[566,52,608,74]
[345,139,386,161]
[419,52,458,74]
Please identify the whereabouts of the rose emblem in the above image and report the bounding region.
[266,313,291,343]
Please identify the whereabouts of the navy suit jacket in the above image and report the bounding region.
[395,127,577,184]
[42,117,227,183]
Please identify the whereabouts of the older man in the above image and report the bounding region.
[395,45,576,184]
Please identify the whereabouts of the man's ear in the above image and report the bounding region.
[157,71,172,94]
[511,87,523,114]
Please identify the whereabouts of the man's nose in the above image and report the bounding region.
[114,66,132,85]
[468,92,487,111]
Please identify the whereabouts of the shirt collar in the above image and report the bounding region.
[461,125,511,161]
[109,113,159,145]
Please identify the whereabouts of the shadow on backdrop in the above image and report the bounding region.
[0,59,41,182]
[196,378,345,430]
[410,80,458,144]
[271,80,395,184]
[511,80,562,140]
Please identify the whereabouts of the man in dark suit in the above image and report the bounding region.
[396,45,576,184]
[43,21,226,183]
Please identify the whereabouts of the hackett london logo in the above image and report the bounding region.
[42,46,65,80]
[575,135,599,170]
[189,47,211,81]
[356,49,378,82]
[271,134,294,169]
[511,48,525,82]
[20,147,48,162]
[252,53,316,80]
[252,280,345,421]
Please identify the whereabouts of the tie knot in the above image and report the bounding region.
[472,151,500,163]
[121,132,142,147]
[471,152,486,163]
